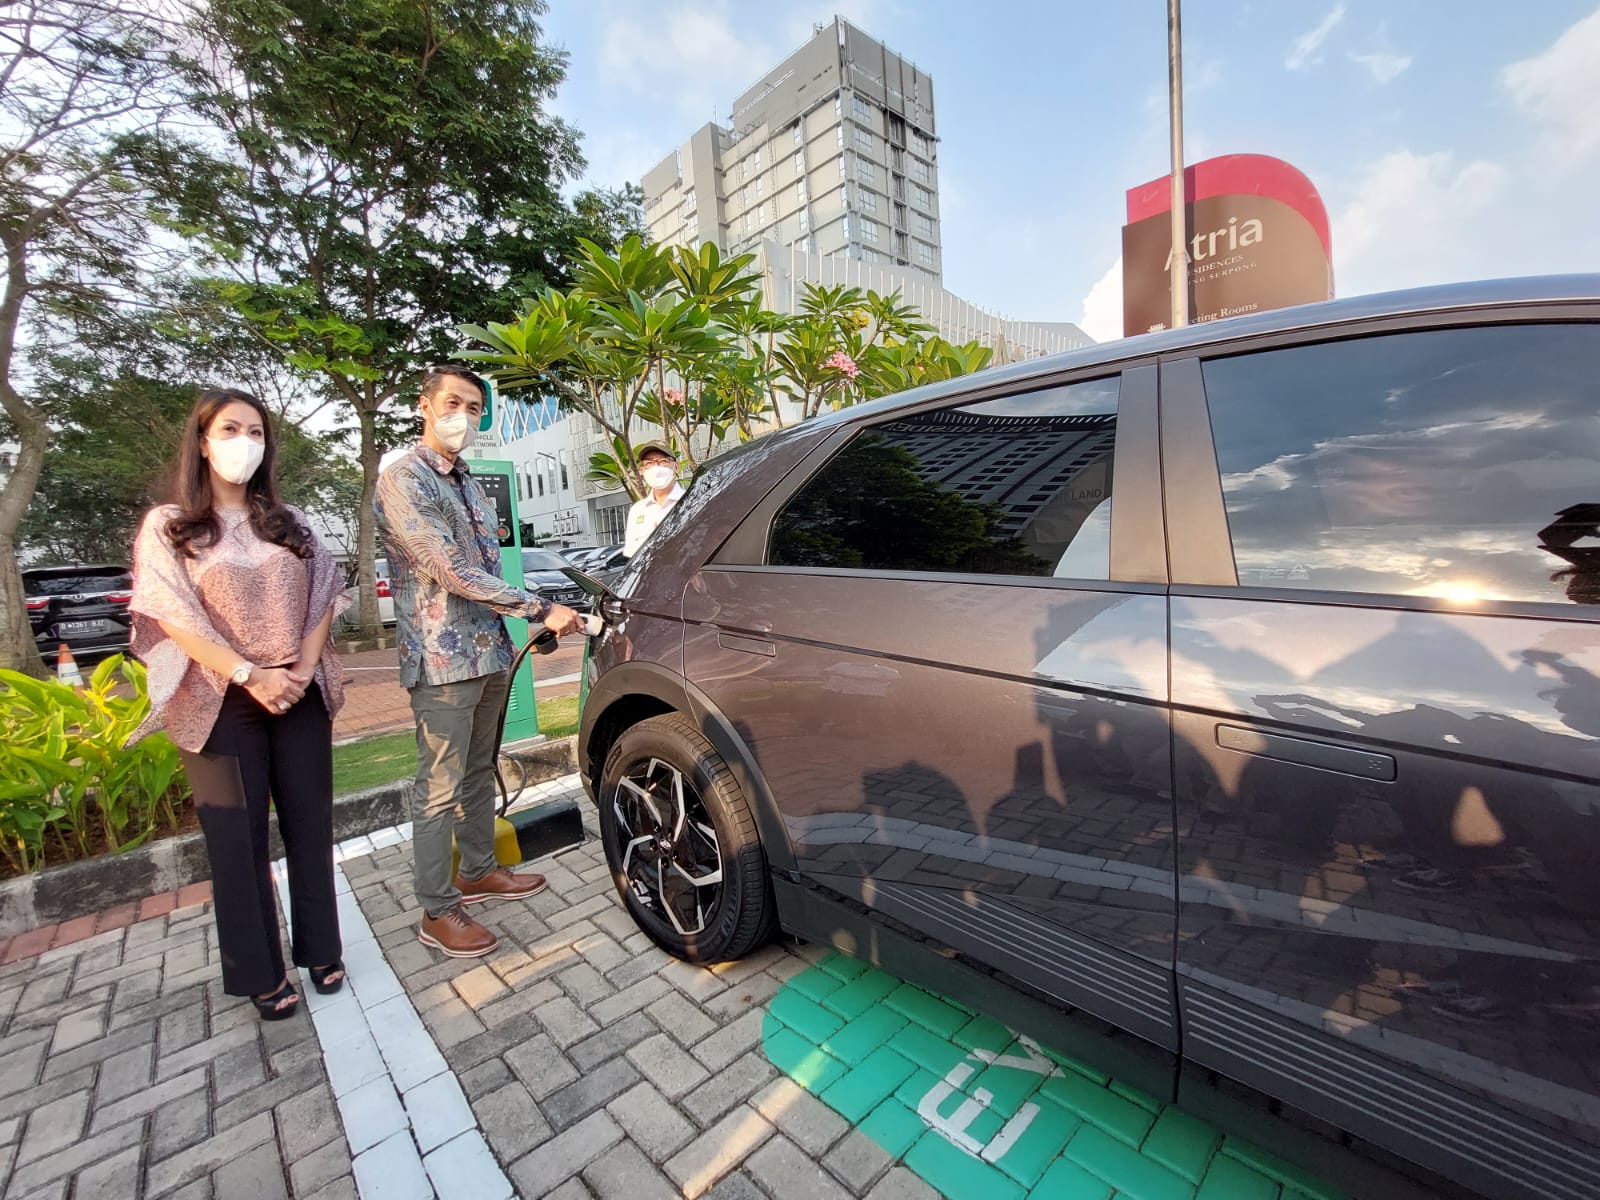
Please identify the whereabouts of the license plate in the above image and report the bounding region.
[59,619,103,636]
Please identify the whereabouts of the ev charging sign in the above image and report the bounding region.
[759,953,1331,1198]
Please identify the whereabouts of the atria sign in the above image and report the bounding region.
[1121,153,1333,337]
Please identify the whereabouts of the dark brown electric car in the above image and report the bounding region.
[576,276,1600,1200]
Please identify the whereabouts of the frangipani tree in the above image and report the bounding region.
[457,237,994,499]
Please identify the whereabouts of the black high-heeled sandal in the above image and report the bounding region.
[309,961,345,995]
[251,980,300,1021]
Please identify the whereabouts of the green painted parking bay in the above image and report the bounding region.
[761,952,1345,1200]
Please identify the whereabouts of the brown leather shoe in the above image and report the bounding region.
[418,905,498,958]
[456,866,548,905]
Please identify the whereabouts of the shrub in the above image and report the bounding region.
[0,654,189,874]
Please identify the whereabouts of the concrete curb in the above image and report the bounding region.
[0,735,580,937]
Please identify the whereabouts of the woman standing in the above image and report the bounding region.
[129,388,350,1019]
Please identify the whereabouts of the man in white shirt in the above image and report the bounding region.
[623,441,685,557]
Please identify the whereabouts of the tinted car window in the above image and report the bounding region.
[769,377,1119,579]
[1203,324,1600,605]
[24,570,131,596]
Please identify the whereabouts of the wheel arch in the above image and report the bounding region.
[579,661,798,875]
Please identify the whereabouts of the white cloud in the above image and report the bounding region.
[1332,150,1508,296]
[1348,21,1411,83]
[1500,6,1600,167]
[1350,49,1411,83]
[1285,4,1347,70]
[1077,259,1124,343]
[599,3,769,128]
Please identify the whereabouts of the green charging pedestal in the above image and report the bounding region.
[465,454,539,743]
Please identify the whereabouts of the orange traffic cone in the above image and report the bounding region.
[56,643,83,688]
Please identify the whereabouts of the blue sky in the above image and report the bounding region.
[539,1,1600,340]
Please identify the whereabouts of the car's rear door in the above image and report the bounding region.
[1162,313,1600,1200]
[683,362,1183,1051]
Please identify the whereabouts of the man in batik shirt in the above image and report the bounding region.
[376,365,581,958]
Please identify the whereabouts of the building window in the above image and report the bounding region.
[754,149,762,170]
[856,159,876,186]
[798,210,810,232]
[916,241,934,266]
[860,218,879,243]
[537,472,545,497]
[796,179,808,204]
[739,157,748,180]
[794,150,804,173]
[912,130,932,157]
[756,176,764,199]
[1204,323,1600,606]
[914,185,933,209]
[793,123,803,146]
[911,157,931,183]
[842,215,850,240]
[834,96,842,117]
[771,378,1121,579]
[854,126,874,154]
[836,125,844,149]
[915,214,934,239]
[853,94,873,121]
[559,449,569,490]
[798,236,811,253]
[858,188,878,213]
[757,203,766,225]
[838,157,847,180]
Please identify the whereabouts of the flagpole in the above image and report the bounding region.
[1167,0,1189,329]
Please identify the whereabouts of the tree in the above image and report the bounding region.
[0,0,174,673]
[135,0,597,635]
[457,237,994,496]
[20,296,355,567]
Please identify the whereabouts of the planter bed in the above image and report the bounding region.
[0,734,579,939]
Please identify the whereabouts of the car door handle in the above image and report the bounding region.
[718,632,776,657]
[1216,724,1397,781]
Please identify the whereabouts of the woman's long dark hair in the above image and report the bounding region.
[164,388,313,560]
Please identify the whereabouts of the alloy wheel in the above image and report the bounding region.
[612,756,724,936]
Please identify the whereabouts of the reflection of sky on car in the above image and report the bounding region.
[1172,602,1600,745]
[1208,324,1600,606]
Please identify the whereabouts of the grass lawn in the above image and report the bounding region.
[332,695,582,795]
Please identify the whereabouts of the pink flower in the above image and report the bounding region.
[663,387,684,404]
[824,350,859,379]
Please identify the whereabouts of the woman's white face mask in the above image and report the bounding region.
[206,434,265,485]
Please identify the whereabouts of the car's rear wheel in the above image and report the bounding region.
[598,714,775,963]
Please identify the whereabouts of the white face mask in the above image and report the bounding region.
[643,464,677,491]
[430,407,477,455]
[206,435,265,485]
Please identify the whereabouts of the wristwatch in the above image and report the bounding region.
[230,661,254,686]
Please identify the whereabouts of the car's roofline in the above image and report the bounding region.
[812,273,1600,428]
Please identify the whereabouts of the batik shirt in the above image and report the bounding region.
[375,445,551,688]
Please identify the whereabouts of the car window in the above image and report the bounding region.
[769,377,1119,579]
[521,549,568,573]
[24,570,130,596]
[1202,323,1600,606]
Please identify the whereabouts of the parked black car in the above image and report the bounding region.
[578,276,1600,1200]
[24,564,134,663]
[521,547,587,611]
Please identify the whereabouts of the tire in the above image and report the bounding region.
[598,713,776,963]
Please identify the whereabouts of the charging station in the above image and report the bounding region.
[464,381,540,742]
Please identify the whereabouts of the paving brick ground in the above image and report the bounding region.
[0,775,1345,1199]
[0,887,351,1199]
